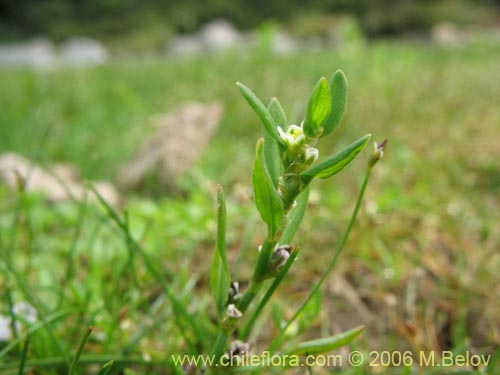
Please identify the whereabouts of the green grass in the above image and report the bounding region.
[0,40,499,374]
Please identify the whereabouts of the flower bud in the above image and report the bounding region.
[270,244,293,273]
[223,304,243,329]
[368,139,387,167]
[228,281,242,303]
[277,125,305,149]
[304,147,319,165]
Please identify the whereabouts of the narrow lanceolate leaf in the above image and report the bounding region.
[322,70,348,137]
[280,186,310,244]
[285,326,365,356]
[237,82,285,146]
[253,138,284,236]
[301,134,371,184]
[268,97,287,128]
[96,360,114,375]
[265,98,286,187]
[303,77,331,137]
[210,185,231,319]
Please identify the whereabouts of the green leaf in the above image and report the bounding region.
[210,185,231,319]
[264,98,286,187]
[268,97,287,127]
[237,82,285,146]
[285,326,365,356]
[303,77,331,137]
[322,70,348,137]
[253,138,284,236]
[96,360,114,375]
[280,186,310,244]
[301,134,371,184]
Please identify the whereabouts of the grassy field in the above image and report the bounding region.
[0,40,499,374]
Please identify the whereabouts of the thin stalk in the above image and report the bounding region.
[239,248,299,340]
[211,329,230,360]
[268,166,373,352]
[0,309,78,359]
[57,192,89,310]
[5,288,19,345]
[90,186,204,351]
[0,246,70,364]
[17,335,30,375]
[67,326,93,375]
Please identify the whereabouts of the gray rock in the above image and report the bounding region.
[119,102,223,192]
[198,19,240,52]
[169,35,205,56]
[59,37,109,66]
[432,23,468,45]
[0,153,120,206]
[271,32,297,55]
[0,38,56,68]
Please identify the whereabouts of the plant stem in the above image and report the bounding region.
[239,248,299,340]
[211,329,230,360]
[67,326,93,375]
[268,166,373,352]
[18,335,30,375]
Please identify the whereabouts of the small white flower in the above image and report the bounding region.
[277,125,305,148]
[227,304,243,319]
[304,147,319,163]
[374,141,384,159]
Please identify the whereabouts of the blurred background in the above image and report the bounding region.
[0,1,499,374]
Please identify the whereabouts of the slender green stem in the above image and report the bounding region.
[0,246,70,364]
[18,335,30,375]
[0,309,78,359]
[211,329,230,360]
[239,249,299,340]
[57,192,88,310]
[68,326,93,375]
[268,166,373,352]
[91,186,204,352]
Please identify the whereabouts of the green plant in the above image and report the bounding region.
[203,70,384,371]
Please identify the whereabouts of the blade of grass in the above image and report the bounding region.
[90,185,205,352]
[95,360,114,375]
[67,326,93,375]
[17,335,30,375]
[57,191,89,310]
[0,309,77,358]
[0,244,70,364]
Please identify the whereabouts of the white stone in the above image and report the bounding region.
[60,37,109,66]
[198,19,240,52]
[0,38,56,68]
